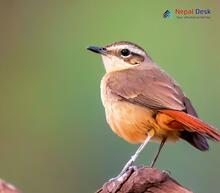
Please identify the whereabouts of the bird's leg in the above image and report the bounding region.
[150,137,167,167]
[117,130,154,178]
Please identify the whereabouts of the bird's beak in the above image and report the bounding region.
[87,46,107,55]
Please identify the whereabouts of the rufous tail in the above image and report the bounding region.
[161,110,220,141]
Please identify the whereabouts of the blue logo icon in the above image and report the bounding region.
[163,10,172,18]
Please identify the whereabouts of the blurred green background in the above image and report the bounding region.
[1,1,220,193]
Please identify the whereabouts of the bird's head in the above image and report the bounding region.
[87,41,153,72]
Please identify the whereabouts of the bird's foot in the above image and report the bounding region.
[108,165,137,182]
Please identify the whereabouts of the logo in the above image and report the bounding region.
[163,8,212,19]
[163,10,172,18]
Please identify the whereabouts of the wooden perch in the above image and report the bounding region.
[96,166,193,193]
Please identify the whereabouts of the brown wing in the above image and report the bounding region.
[183,97,198,117]
[105,67,209,151]
[106,67,186,111]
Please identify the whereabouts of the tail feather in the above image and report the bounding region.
[180,131,209,151]
[161,110,220,141]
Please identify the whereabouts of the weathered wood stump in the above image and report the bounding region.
[96,166,193,193]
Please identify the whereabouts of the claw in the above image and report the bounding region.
[108,165,136,183]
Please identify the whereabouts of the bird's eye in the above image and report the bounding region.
[120,49,131,57]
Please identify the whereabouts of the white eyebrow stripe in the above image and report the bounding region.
[108,45,146,56]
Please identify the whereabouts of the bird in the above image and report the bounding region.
[87,41,220,176]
